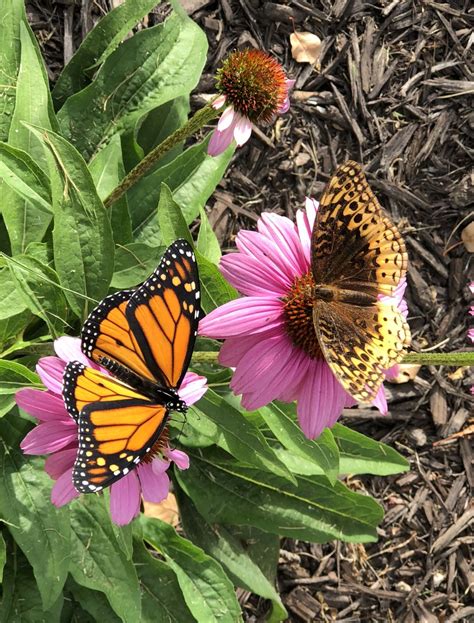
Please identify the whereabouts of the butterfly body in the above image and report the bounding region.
[311,161,411,404]
[62,239,200,493]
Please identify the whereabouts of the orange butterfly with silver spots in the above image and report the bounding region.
[62,239,200,493]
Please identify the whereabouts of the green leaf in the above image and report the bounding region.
[1,22,56,254]
[5,254,68,337]
[58,11,207,161]
[141,516,242,623]
[197,206,221,263]
[197,389,296,484]
[66,578,121,623]
[0,142,52,214]
[0,542,63,623]
[52,0,161,109]
[0,531,5,583]
[89,133,132,245]
[0,0,23,141]
[157,183,193,245]
[0,359,39,395]
[177,448,383,543]
[69,495,141,623]
[0,417,71,610]
[133,540,195,623]
[137,96,190,167]
[258,401,340,484]
[111,243,164,289]
[0,266,29,319]
[177,490,287,621]
[129,140,234,246]
[195,250,238,314]
[29,125,114,320]
[333,424,410,476]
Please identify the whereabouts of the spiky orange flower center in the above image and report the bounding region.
[217,49,287,124]
[142,427,170,464]
[282,271,323,360]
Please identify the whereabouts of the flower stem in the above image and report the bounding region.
[192,350,474,366]
[103,103,219,209]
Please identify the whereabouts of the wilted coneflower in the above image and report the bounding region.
[208,49,294,156]
[199,199,408,439]
[15,336,207,525]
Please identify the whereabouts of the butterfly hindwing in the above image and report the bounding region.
[64,362,169,493]
[313,300,411,403]
[311,161,407,298]
[127,239,200,389]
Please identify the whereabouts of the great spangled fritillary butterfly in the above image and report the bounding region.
[311,161,411,403]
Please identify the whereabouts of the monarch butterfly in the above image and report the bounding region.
[311,161,410,403]
[62,239,200,493]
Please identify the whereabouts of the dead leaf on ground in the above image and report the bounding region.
[290,32,322,65]
[144,493,179,527]
[461,221,474,252]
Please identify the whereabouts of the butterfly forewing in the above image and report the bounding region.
[81,289,157,382]
[311,161,407,298]
[127,240,200,389]
[63,362,169,493]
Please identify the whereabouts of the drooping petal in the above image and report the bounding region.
[109,471,141,526]
[279,79,296,113]
[44,446,77,479]
[296,199,318,262]
[138,462,170,504]
[36,357,66,394]
[372,385,388,415]
[233,113,253,146]
[15,389,67,422]
[220,253,289,296]
[199,296,284,338]
[20,420,77,455]
[212,94,227,110]
[297,361,349,439]
[217,105,236,131]
[178,372,207,406]
[208,122,236,157]
[165,448,189,470]
[51,469,80,507]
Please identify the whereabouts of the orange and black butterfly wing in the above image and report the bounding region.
[127,239,200,389]
[63,362,169,493]
[81,289,159,382]
[311,161,407,298]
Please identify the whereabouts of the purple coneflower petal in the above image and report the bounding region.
[44,446,77,479]
[51,469,80,507]
[217,105,235,131]
[212,94,227,110]
[15,389,66,422]
[208,122,236,157]
[21,420,77,454]
[137,462,170,503]
[36,357,66,394]
[219,328,282,367]
[258,213,307,277]
[178,372,207,406]
[297,361,349,439]
[165,448,189,470]
[468,328,474,343]
[110,471,141,526]
[372,386,388,415]
[296,199,318,261]
[199,296,284,338]
[236,231,297,286]
[233,113,253,146]
[54,335,98,368]
[220,253,288,296]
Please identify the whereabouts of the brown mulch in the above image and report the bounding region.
[28,1,473,621]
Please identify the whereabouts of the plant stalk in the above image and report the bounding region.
[104,103,219,208]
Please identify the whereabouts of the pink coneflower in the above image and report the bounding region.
[199,199,408,439]
[208,49,294,157]
[15,336,207,525]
